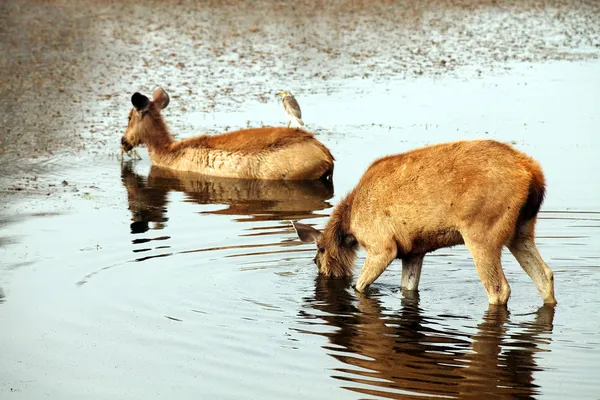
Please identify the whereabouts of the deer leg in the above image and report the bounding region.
[355,245,397,292]
[508,220,556,305]
[287,121,291,128]
[464,237,511,305]
[401,254,424,291]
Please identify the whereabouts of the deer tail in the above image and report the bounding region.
[519,161,546,222]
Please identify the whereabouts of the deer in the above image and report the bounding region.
[120,88,334,181]
[292,140,557,306]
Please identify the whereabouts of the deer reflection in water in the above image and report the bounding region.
[120,158,335,268]
[300,277,554,399]
[121,162,334,233]
[78,164,333,285]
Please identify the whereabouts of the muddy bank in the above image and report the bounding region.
[1,0,599,189]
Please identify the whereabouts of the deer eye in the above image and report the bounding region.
[318,247,325,253]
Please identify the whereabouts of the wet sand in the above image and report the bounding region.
[1,0,600,399]
[1,0,599,179]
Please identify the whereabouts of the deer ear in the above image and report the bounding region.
[131,92,150,112]
[152,87,170,109]
[290,221,322,244]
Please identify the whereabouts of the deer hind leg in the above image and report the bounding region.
[463,235,511,305]
[355,244,397,292]
[508,219,557,305]
[401,254,424,291]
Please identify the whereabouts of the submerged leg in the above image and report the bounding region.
[355,245,397,292]
[401,254,424,291]
[508,220,556,305]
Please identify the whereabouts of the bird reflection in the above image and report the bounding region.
[300,276,555,399]
[121,162,334,234]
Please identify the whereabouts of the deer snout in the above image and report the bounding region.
[121,136,133,152]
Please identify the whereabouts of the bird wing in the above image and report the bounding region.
[284,97,302,119]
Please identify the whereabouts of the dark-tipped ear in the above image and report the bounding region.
[152,87,170,109]
[131,92,150,112]
[290,221,322,244]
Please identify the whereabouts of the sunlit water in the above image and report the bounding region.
[1,62,599,399]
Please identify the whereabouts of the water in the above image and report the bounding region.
[1,0,600,398]
[1,60,599,399]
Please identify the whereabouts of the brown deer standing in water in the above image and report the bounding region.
[121,88,334,181]
[292,140,557,305]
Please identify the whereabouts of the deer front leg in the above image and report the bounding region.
[401,254,424,291]
[355,245,397,292]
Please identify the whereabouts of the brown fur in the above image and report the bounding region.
[172,127,330,154]
[122,88,334,181]
[295,139,556,305]
[316,197,358,278]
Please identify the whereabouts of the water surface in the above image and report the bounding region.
[1,1,600,398]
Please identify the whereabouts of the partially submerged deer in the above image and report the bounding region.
[121,88,334,181]
[292,140,557,305]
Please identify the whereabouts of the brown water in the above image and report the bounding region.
[1,1,600,399]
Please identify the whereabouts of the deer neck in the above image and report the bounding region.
[142,117,175,162]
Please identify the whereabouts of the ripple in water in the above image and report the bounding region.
[297,277,556,399]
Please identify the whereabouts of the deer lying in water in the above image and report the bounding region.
[292,140,557,305]
[121,88,334,181]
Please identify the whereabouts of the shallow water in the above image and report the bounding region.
[2,0,600,398]
[1,60,599,399]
